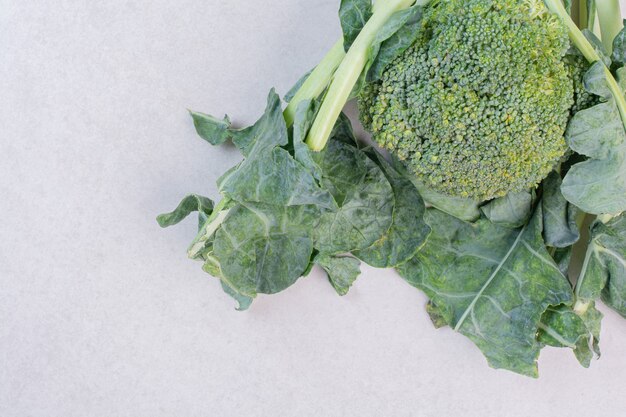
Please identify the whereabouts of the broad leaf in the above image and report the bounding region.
[612,20,626,67]
[353,150,431,267]
[315,254,361,296]
[220,281,254,311]
[398,207,573,376]
[576,213,626,317]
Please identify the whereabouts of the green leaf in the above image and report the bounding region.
[353,150,431,268]
[157,194,214,228]
[339,0,373,50]
[315,253,361,296]
[576,213,626,317]
[292,99,323,180]
[582,29,612,66]
[189,111,232,146]
[538,304,600,368]
[213,203,317,297]
[426,301,448,329]
[611,20,626,66]
[552,246,574,277]
[367,5,425,81]
[217,92,335,209]
[543,172,581,248]
[562,62,626,215]
[313,139,394,254]
[481,190,532,229]
[398,207,573,377]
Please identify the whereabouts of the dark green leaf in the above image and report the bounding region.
[398,207,573,377]
[552,246,574,277]
[339,0,373,50]
[481,190,532,229]
[157,194,214,228]
[353,150,431,267]
[315,253,361,296]
[313,140,394,254]
[543,172,581,248]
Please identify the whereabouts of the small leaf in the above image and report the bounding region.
[398,207,573,377]
[542,172,580,248]
[481,190,532,229]
[189,111,231,146]
[339,0,373,50]
[157,194,214,228]
[315,254,361,296]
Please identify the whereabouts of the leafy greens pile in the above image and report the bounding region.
[159,0,626,377]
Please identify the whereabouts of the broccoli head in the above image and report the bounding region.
[359,0,575,200]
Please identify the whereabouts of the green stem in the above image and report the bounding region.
[306,0,419,151]
[595,0,623,53]
[283,39,346,127]
[544,0,626,128]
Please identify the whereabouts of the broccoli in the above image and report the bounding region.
[359,0,576,200]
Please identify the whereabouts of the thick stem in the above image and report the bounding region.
[283,39,346,126]
[306,0,418,151]
[595,0,624,53]
[544,0,626,128]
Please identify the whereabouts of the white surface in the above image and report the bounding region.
[2,1,626,416]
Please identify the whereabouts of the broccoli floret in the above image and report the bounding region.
[360,0,576,200]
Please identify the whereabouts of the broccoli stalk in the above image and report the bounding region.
[544,0,626,127]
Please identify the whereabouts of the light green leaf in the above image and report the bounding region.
[543,172,580,248]
[315,254,361,296]
[481,190,532,229]
[353,150,431,267]
[398,207,573,377]
[313,140,394,254]
[213,203,317,297]
[576,213,626,317]
[157,194,214,228]
[339,0,373,50]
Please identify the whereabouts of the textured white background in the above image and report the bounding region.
[2,1,626,416]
